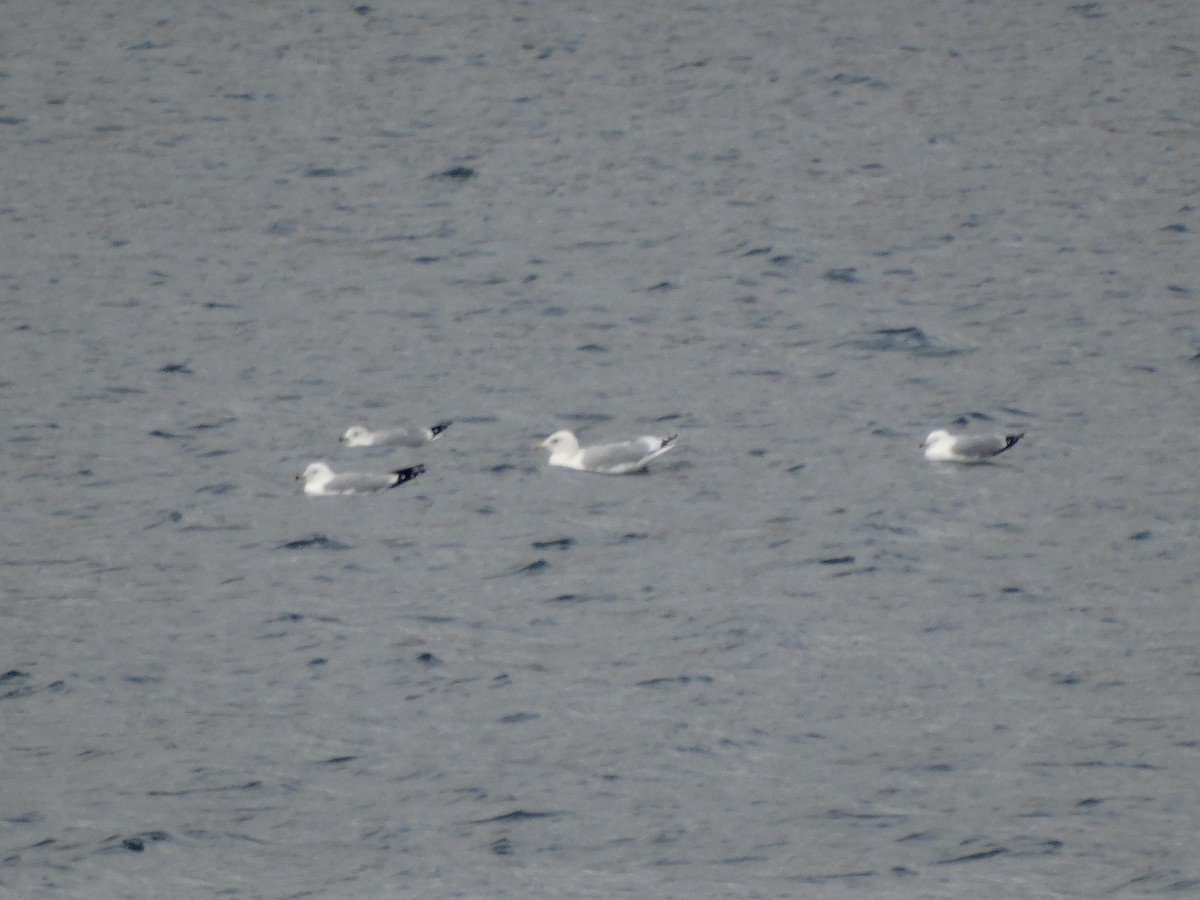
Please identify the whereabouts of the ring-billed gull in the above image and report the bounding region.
[297,462,425,496]
[534,429,678,475]
[921,429,1024,463]
[340,421,451,447]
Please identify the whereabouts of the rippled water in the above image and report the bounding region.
[4,1,1200,897]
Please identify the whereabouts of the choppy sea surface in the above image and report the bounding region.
[3,2,1200,897]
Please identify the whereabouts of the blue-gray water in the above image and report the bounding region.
[3,1,1199,897]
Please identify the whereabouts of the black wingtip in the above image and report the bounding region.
[662,434,679,449]
[1002,433,1025,452]
[390,463,426,487]
[429,421,452,438]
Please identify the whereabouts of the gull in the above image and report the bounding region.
[534,429,678,475]
[297,462,425,496]
[340,421,451,448]
[921,429,1024,463]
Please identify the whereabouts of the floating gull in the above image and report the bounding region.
[340,421,451,448]
[297,462,425,496]
[921,429,1024,463]
[534,429,678,475]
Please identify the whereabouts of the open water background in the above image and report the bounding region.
[3,1,1200,897]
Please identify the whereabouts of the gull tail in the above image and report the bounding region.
[1000,433,1024,454]
[390,464,426,488]
[660,434,679,450]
